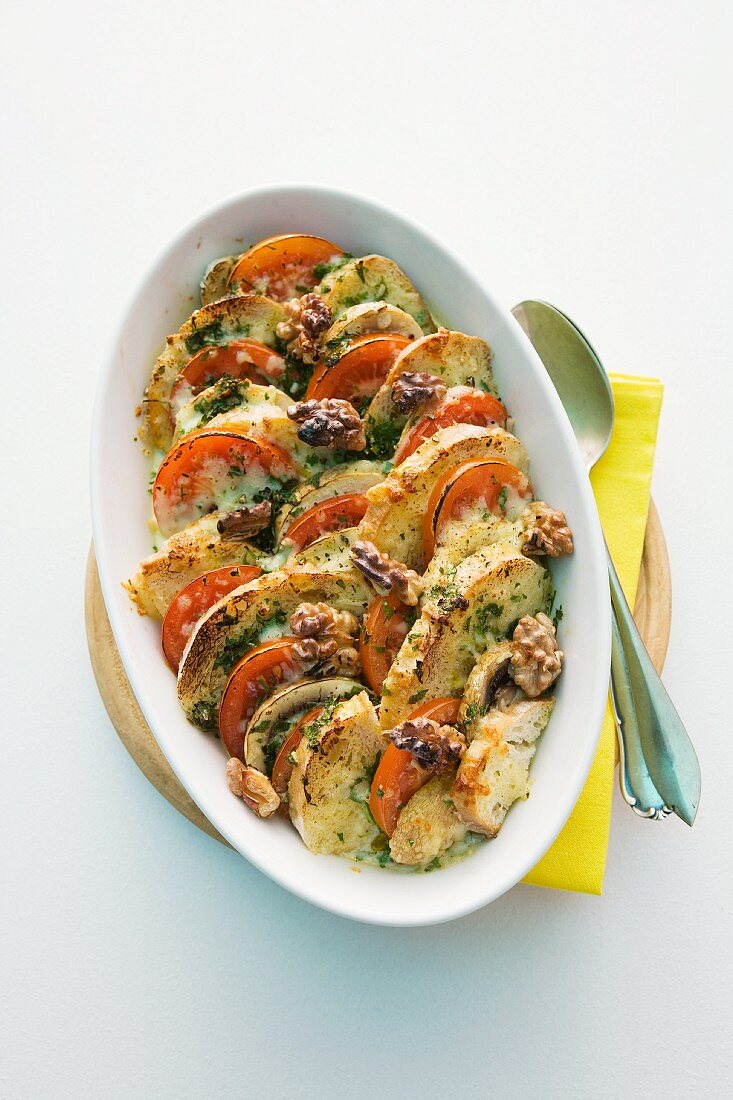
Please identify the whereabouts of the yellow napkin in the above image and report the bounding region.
[523,374,664,894]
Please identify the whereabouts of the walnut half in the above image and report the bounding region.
[287,398,366,451]
[216,502,272,539]
[276,293,332,364]
[226,759,280,817]
[351,540,423,606]
[289,601,361,676]
[522,502,574,557]
[390,371,447,414]
[510,613,563,697]
[389,717,466,775]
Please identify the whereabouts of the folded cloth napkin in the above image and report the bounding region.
[522,374,664,894]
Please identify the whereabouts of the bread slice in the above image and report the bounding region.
[379,544,551,728]
[452,699,555,837]
[319,255,435,332]
[177,568,372,724]
[288,691,387,856]
[356,424,529,572]
[124,513,260,620]
[389,776,466,866]
[365,329,496,437]
[141,294,286,452]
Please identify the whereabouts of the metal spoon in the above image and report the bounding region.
[512,300,701,825]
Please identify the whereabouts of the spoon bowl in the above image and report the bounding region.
[512,301,614,470]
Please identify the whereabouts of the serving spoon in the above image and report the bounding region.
[512,300,700,825]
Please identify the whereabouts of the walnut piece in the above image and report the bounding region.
[287,398,366,451]
[276,293,332,364]
[390,371,447,414]
[216,502,272,539]
[351,540,423,606]
[522,502,574,557]
[389,717,466,775]
[226,759,280,817]
[510,613,563,697]
[290,601,361,676]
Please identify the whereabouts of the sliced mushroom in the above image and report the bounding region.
[243,676,362,773]
[274,461,384,542]
[458,642,518,738]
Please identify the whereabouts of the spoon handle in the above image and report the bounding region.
[607,546,701,826]
[609,594,671,818]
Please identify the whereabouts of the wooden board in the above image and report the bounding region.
[85,500,671,847]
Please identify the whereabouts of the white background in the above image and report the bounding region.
[2,2,731,1097]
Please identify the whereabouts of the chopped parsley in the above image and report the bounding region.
[184,320,226,355]
[193,376,249,422]
[365,415,402,459]
[190,700,217,731]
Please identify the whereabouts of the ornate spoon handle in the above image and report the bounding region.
[609,590,671,818]
[607,546,700,826]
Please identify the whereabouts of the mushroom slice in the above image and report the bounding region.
[319,255,436,333]
[244,676,362,774]
[451,698,555,837]
[321,302,423,359]
[458,641,517,740]
[389,776,466,867]
[275,461,385,541]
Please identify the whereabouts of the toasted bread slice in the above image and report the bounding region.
[177,569,372,723]
[173,381,292,441]
[288,691,387,856]
[451,699,555,837]
[365,329,496,437]
[321,302,424,360]
[380,544,551,728]
[357,424,529,571]
[124,513,260,620]
[389,776,466,866]
[141,294,286,452]
[319,255,435,333]
[200,255,240,305]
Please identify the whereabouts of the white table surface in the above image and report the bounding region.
[2,2,730,1096]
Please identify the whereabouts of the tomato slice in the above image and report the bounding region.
[270,704,324,816]
[422,458,532,563]
[282,493,369,552]
[359,594,412,695]
[175,340,286,398]
[369,744,426,836]
[227,234,344,301]
[407,696,461,725]
[162,565,262,672]
[306,333,412,404]
[368,696,462,836]
[394,390,508,464]
[219,638,303,760]
[152,431,297,537]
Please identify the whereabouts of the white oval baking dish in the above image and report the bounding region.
[91,185,610,925]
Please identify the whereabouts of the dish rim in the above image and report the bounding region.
[90,183,611,925]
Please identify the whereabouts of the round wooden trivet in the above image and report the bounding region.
[85,500,671,847]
